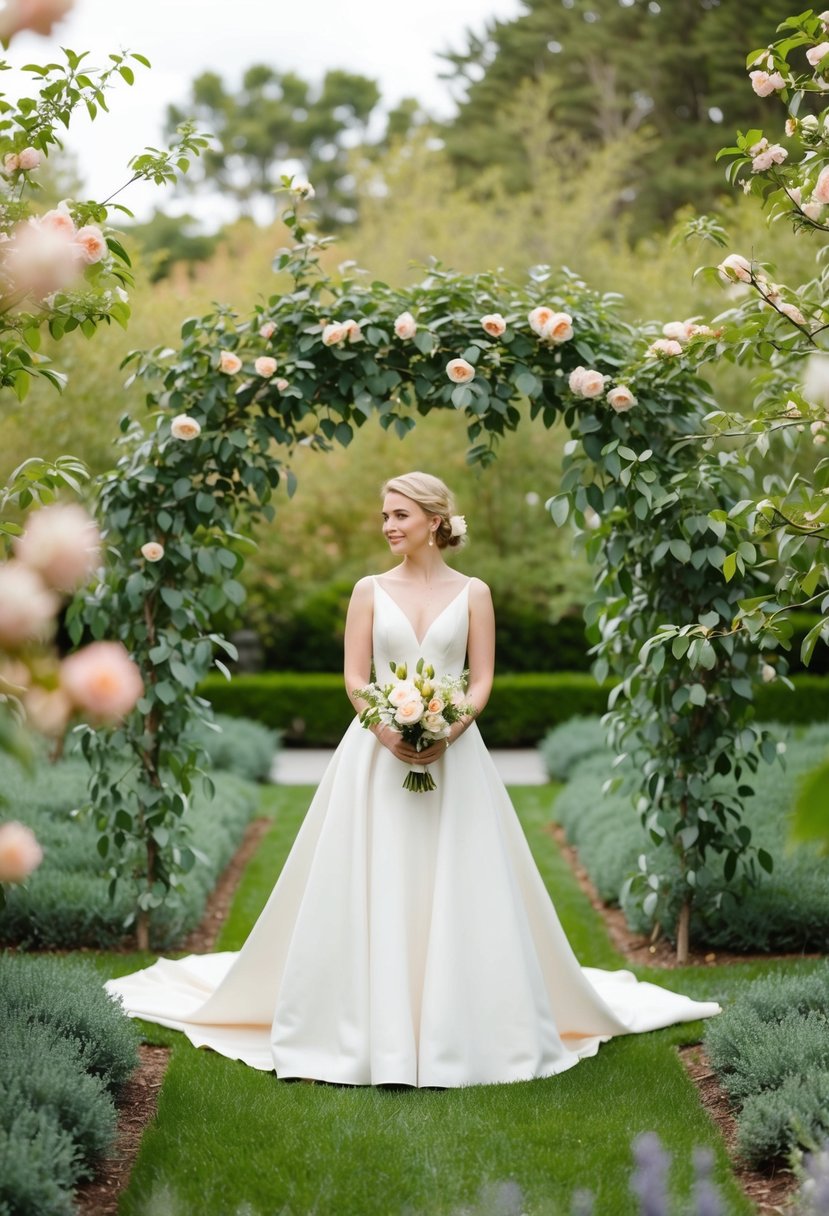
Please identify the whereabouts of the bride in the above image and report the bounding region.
[106,470,720,1087]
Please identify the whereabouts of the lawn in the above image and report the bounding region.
[103,783,814,1216]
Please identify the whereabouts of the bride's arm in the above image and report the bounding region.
[448,576,495,745]
[343,576,375,715]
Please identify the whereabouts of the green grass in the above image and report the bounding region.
[116,784,777,1216]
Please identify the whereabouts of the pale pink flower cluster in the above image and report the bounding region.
[3,146,41,173]
[446,358,475,384]
[275,377,290,392]
[661,319,713,344]
[646,338,683,358]
[568,366,606,398]
[749,138,787,174]
[0,562,59,648]
[806,41,829,68]
[749,70,785,97]
[0,0,74,42]
[606,385,637,413]
[170,414,201,441]
[0,821,43,884]
[219,350,241,374]
[1,206,106,300]
[480,313,507,338]
[394,311,417,340]
[528,306,573,344]
[322,318,362,346]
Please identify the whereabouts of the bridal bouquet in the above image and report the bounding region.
[354,658,476,792]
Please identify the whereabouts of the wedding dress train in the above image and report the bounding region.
[106,578,720,1087]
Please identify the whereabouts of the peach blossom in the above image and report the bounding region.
[24,686,72,737]
[259,320,277,339]
[394,311,417,339]
[751,143,787,173]
[60,642,144,722]
[15,504,100,592]
[528,306,555,335]
[647,338,683,358]
[578,369,606,398]
[0,822,43,884]
[480,313,506,338]
[542,311,574,344]
[40,207,76,236]
[806,41,829,67]
[140,542,164,562]
[749,70,785,97]
[254,356,277,377]
[803,201,824,222]
[322,322,348,346]
[170,414,201,441]
[275,378,290,392]
[0,562,59,647]
[219,350,242,374]
[446,358,475,384]
[606,385,637,413]
[686,323,714,339]
[73,224,106,264]
[813,166,829,206]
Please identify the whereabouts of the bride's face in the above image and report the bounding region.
[381,492,438,555]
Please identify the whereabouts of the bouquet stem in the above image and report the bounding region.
[403,766,436,793]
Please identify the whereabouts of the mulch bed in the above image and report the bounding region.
[549,821,809,1213]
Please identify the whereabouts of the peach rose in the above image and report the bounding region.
[15,504,101,592]
[140,542,164,562]
[480,313,506,338]
[3,217,82,297]
[0,0,74,41]
[60,641,144,722]
[446,358,475,384]
[606,385,637,413]
[394,311,417,339]
[275,378,289,392]
[0,822,43,884]
[686,323,714,339]
[647,338,683,358]
[427,697,445,715]
[542,311,574,343]
[40,206,76,236]
[568,366,587,394]
[24,686,72,737]
[17,145,41,170]
[578,369,606,398]
[813,166,829,206]
[3,153,19,174]
[388,681,417,707]
[749,70,785,97]
[219,350,242,374]
[717,253,752,283]
[322,322,348,346]
[803,201,824,222]
[74,224,106,264]
[254,356,277,377]
[343,318,363,343]
[662,320,696,342]
[528,306,555,335]
[394,698,425,726]
[806,41,829,67]
[170,414,202,440]
[752,143,787,173]
[0,562,59,647]
[259,320,276,339]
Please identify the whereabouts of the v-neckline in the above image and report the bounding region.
[374,578,470,647]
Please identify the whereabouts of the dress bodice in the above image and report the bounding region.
[372,578,470,680]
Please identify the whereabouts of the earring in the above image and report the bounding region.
[428,530,435,547]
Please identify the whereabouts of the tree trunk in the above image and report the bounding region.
[136,910,149,952]
[676,898,691,965]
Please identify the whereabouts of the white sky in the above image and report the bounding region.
[6,0,524,225]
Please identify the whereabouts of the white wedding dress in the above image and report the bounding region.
[106,578,720,1087]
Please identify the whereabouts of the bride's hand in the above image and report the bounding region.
[375,728,449,765]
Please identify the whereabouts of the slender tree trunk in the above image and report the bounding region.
[676,899,691,966]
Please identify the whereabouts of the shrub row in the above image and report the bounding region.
[703,965,829,1166]
[0,719,267,950]
[546,719,829,952]
[200,672,829,748]
[0,953,140,1215]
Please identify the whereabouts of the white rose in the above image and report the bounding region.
[170,414,202,441]
[259,320,277,339]
[568,366,586,394]
[449,514,467,538]
[388,681,417,708]
[806,41,829,68]
[254,356,277,377]
[717,253,752,283]
[446,358,475,384]
[423,713,449,734]
[606,385,637,413]
[480,313,506,338]
[141,542,165,562]
[342,318,363,343]
[760,663,776,683]
[394,311,417,340]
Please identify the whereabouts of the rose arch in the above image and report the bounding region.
[71,192,779,961]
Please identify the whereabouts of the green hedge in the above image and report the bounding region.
[0,954,139,1216]
[200,671,829,747]
[704,965,829,1166]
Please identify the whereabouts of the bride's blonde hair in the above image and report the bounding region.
[382,471,464,549]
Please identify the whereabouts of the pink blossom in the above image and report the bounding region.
[0,562,59,647]
[606,386,637,413]
[15,504,100,592]
[140,542,164,562]
[542,311,574,344]
[446,358,475,384]
[2,216,82,298]
[275,378,289,392]
[394,311,417,339]
[806,41,829,68]
[258,320,277,339]
[17,146,41,170]
[40,207,76,236]
[219,350,242,374]
[24,686,72,737]
[74,225,106,264]
[751,144,787,173]
[803,200,824,222]
[779,302,807,326]
[322,322,348,346]
[0,822,43,884]
[749,70,785,97]
[480,313,506,338]
[528,306,555,336]
[578,369,607,398]
[717,253,752,283]
[0,0,75,41]
[254,356,277,377]
[568,366,587,394]
[3,153,19,174]
[813,166,829,206]
[170,414,201,440]
[60,642,144,722]
[647,338,683,358]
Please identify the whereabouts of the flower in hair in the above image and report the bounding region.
[449,515,467,538]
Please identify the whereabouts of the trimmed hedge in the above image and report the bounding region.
[547,719,829,951]
[703,965,829,1167]
[200,671,829,748]
[187,712,278,782]
[0,953,139,1216]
